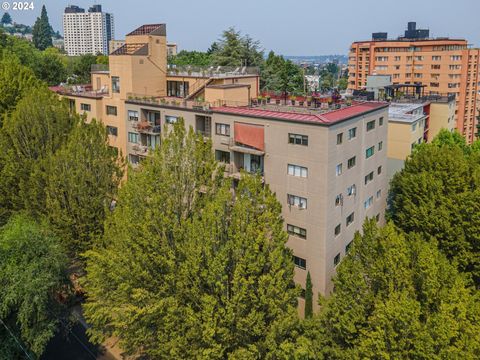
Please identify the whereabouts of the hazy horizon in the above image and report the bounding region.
[6,0,480,56]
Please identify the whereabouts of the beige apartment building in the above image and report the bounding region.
[53,23,389,311]
[348,22,480,143]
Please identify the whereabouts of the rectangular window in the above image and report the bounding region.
[346,212,354,226]
[346,241,353,254]
[215,123,230,136]
[288,164,308,178]
[412,123,417,132]
[348,127,357,140]
[366,120,376,131]
[364,196,374,209]
[347,156,356,169]
[378,141,383,151]
[378,166,382,175]
[287,224,307,239]
[111,76,120,93]
[106,105,117,116]
[128,132,139,143]
[365,171,374,185]
[288,133,308,146]
[80,103,91,111]
[334,253,341,266]
[165,115,178,124]
[337,133,343,144]
[106,126,118,136]
[347,184,356,196]
[366,146,375,159]
[335,194,343,207]
[128,110,139,121]
[293,256,306,269]
[215,150,230,163]
[376,189,382,199]
[379,117,384,126]
[287,194,307,209]
[334,224,341,236]
[128,154,139,165]
[336,163,343,176]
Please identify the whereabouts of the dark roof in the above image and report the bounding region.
[111,43,148,56]
[211,102,389,126]
[127,24,166,37]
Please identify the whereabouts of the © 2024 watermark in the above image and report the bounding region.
[2,1,35,11]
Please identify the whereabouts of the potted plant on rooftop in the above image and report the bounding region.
[290,95,296,106]
[266,95,271,103]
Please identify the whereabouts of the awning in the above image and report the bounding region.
[234,122,264,151]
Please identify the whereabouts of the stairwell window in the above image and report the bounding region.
[336,163,343,176]
[337,133,343,144]
[364,196,374,209]
[346,212,354,226]
[335,224,341,236]
[378,141,383,151]
[335,194,343,207]
[287,194,307,209]
[334,253,341,266]
[111,76,120,93]
[379,117,384,126]
[347,184,356,196]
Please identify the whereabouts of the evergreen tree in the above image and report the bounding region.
[389,129,480,285]
[306,220,480,359]
[32,5,52,50]
[84,120,299,358]
[0,214,69,357]
[44,120,123,256]
[1,12,12,25]
[211,27,264,67]
[304,272,313,319]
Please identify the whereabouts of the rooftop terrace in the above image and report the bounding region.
[167,65,259,78]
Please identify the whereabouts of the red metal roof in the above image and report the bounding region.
[212,102,388,125]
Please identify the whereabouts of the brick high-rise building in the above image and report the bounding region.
[348,22,480,143]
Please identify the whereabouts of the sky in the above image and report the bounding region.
[7,0,480,55]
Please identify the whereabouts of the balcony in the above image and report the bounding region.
[131,144,149,156]
[133,121,161,134]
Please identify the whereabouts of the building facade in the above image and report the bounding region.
[348,22,480,143]
[53,24,388,312]
[63,4,114,55]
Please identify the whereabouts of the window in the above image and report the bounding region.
[334,253,341,266]
[337,133,343,144]
[376,189,382,199]
[128,132,139,143]
[347,184,356,196]
[335,194,343,207]
[378,141,383,151]
[128,154,140,165]
[346,212,354,226]
[432,55,441,61]
[288,164,308,178]
[412,123,417,132]
[287,224,307,239]
[287,194,307,209]
[215,123,230,136]
[364,196,374,209]
[346,241,353,254]
[376,213,381,222]
[377,166,382,175]
[379,117,384,126]
[80,103,91,111]
[106,105,117,116]
[111,76,120,93]
[366,120,375,131]
[394,56,401,61]
[348,127,357,140]
[106,126,118,136]
[334,224,341,236]
[215,150,230,163]
[366,146,375,158]
[293,256,306,269]
[165,115,178,124]
[365,171,374,185]
[289,133,308,146]
[128,110,139,121]
[336,163,343,176]
[347,156,356,169]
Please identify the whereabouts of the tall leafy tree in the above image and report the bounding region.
[0,87,77,224]
[168,50,212,66]
[211,27,264,67]
[45,120,123,256]
[32,5,52,50]
[389,129,480,285]
[0,215,69,357]
[0,12,12,25]
[304,272,313,319]
[306,220,480,359]
[84,120,299,358]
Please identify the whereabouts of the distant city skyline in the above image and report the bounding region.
[7,0,480,55]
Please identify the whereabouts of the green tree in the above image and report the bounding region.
[44,120,123,256]
[389,129,480,285]
[211,27,264,67]
[0,87,77,224]
[306,220,480,359]
[261,51,304,96]
[0,56,41,118]
[0,214,69,357]
[168,50,212,66]
[1,12,12,25]
[304,271,313,319]
[67,53,98,84]
[84,120,299,359]
[33,47,67,85]
[32,5,52,50]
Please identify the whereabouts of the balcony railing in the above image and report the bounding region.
[133,121,161,133]
[91,64,109,72]
[167,65,259,78]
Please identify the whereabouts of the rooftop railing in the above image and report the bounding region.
[167,65,259,78]
[91,64,109,72]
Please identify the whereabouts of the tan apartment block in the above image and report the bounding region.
[123,100,389,311]
[348,22,480,143]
